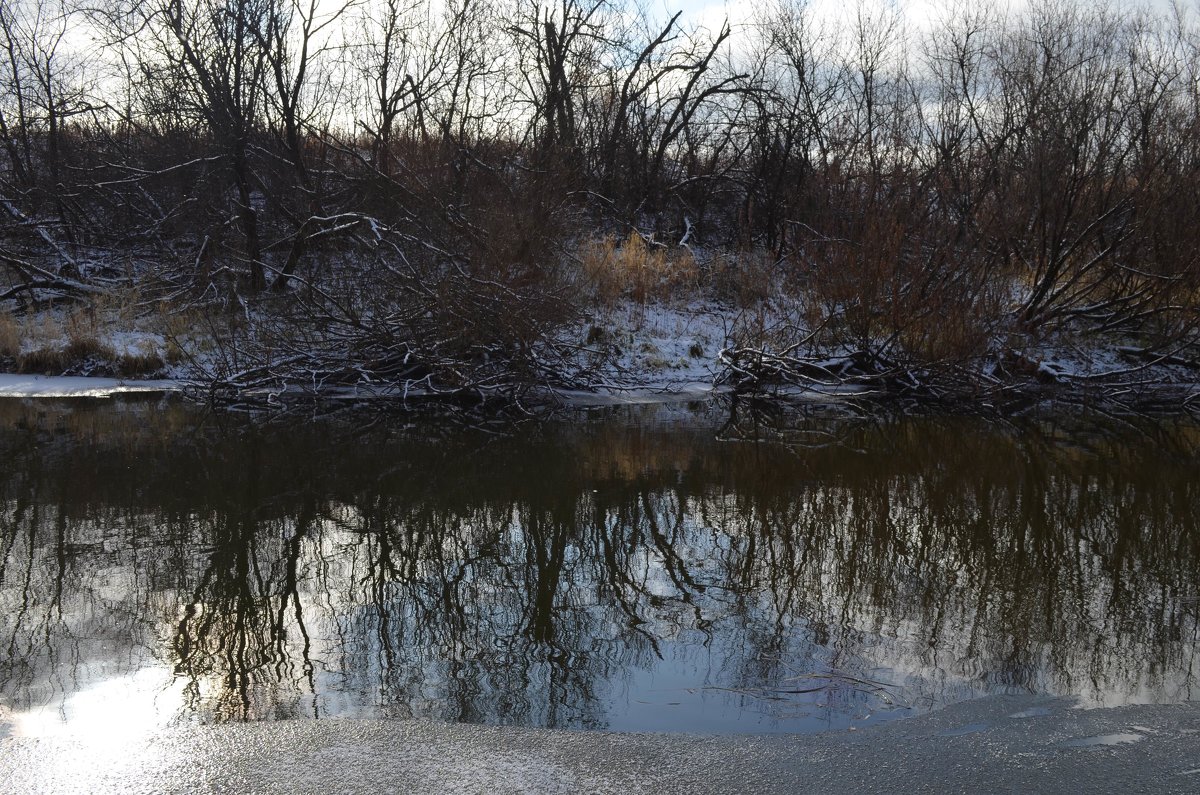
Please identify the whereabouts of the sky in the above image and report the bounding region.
[675,0,1189,34]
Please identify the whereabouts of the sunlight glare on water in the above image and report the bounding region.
[8,667,184,746]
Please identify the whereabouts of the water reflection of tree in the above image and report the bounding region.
[0,401,1197,730]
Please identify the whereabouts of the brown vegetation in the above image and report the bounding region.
[0,0,1197,405]
[0,312,18,360]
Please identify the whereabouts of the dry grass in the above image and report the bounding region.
[65,310,106,352]
[0,312,19,359]
[17,337,164,378]
[17,346,72,374]
[20,311,65,351]
[580,232,701,305]
[64,287,141,344]
[709,251,776,308]
[579,233,782,309]
[3,288,171,377]
[18,336,117,375]
[156,302,209,364]
[115,346,166,377]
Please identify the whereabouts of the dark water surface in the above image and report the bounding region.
[0,399,1197,737]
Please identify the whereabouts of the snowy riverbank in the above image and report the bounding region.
[2,296,1199,413]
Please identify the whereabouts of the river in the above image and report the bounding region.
[0,397,1197,740]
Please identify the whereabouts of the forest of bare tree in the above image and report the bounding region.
[2,0,1199,409]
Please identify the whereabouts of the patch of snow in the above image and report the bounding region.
[1028,338,1195,383]
[105,330,168,356]
[569,300,734,391]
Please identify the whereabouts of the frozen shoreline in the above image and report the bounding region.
[0,369,1195,415]
[2,695,1197,793]
[0,374,183,398]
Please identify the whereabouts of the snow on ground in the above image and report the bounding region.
[568,299,735,392]
[556,297,1200,406]
[105,329,171,358]
[7,306,159,356]
[1022,336,1199,385]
